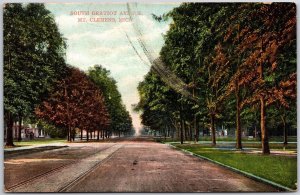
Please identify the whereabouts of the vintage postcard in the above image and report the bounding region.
[3,1,297,192]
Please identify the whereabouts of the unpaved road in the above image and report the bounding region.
[4,137,279,192]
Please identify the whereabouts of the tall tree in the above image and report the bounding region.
[160,3,241,145]
[136,70,179,140]
[4,3,66,146]
[88,65,133,137]
[230,3,296,154]
[35,67,109,141]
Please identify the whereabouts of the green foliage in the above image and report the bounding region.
[4,3,67,145]
[4,3,66,116]
[136,70,179,137]
[88,65,133,135]
[174,144,297,189]
[4,4,133,142]
[37,120,67,138]
[137,3,296,148]
[36,66,109,141]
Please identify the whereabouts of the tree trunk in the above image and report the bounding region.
[235,86,242,149]
[180,119,184,144]
[210,114,216,146]
[259,35,270,154]
[189,124,192,141]
[6,112,14,147]
[194,115,197,143]
[67,124,70,142]
[97,130,100,141]
[185,124,188,141]
[13,121,17,139]
[65,85,71,142]
[67,126,71,142]
[80,129,83,140]
[260,96,270,154]
[281,115,288,145]
[184,121,187,141]
[235,24,242,149]
[176,121,180,140]
[179,112,184,144]
[202,121,205,136]
[86,130,89,141]
[119,131,121,138]
[195,118,200,142]
[18,115,22,142]
[72,128,75,141]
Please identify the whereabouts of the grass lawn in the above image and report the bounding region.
[158,136,297,143]
[12,138,66,147]
[198,136,297,142]
[171,141,297,150]
[242,142,297,150]
[173,143,297,190]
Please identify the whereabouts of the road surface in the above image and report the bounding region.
[4,137,279,192]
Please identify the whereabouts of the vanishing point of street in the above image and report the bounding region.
[5,137,278,192]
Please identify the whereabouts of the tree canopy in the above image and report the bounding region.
[35,66,110,141]
[137,2,296,154]
[4,3,134,144]
[4,3,67,146]
[88,65,134,137]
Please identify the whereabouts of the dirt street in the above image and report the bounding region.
[4,143,116,191]
[4,138,279,192]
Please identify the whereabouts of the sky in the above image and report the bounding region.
[45,3,179,135]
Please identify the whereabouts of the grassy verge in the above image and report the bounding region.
[169,142,297,150]
[172,143,297,190]
[160,140,297,150]
[157,136,297,143]
[242,142,297,150]
[197,136,297,142]
[12,138,66,147]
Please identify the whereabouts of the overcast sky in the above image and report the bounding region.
[45,3,179,134]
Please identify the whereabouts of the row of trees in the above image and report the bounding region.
[35,66,110,142]
[36,65,134,141]
[4,3,133,146]
[88,66,134,138]
[136,3,296,154]
[4,3,67,146]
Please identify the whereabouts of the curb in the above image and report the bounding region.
[4,145,68,157]
[167,143,296,192]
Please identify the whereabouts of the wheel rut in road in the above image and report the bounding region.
[65,142,279,192]
[5,143,116,190]
[6,144,123,192]
[5,140,281,192]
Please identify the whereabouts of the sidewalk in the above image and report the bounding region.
[8,144,123,192]
[4,143,69,157]
[190,141,297,144]
[242,149,297,157]
[4,142,68,152]
[167,141,297,157]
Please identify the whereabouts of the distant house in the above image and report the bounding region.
[6,122,47,140]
